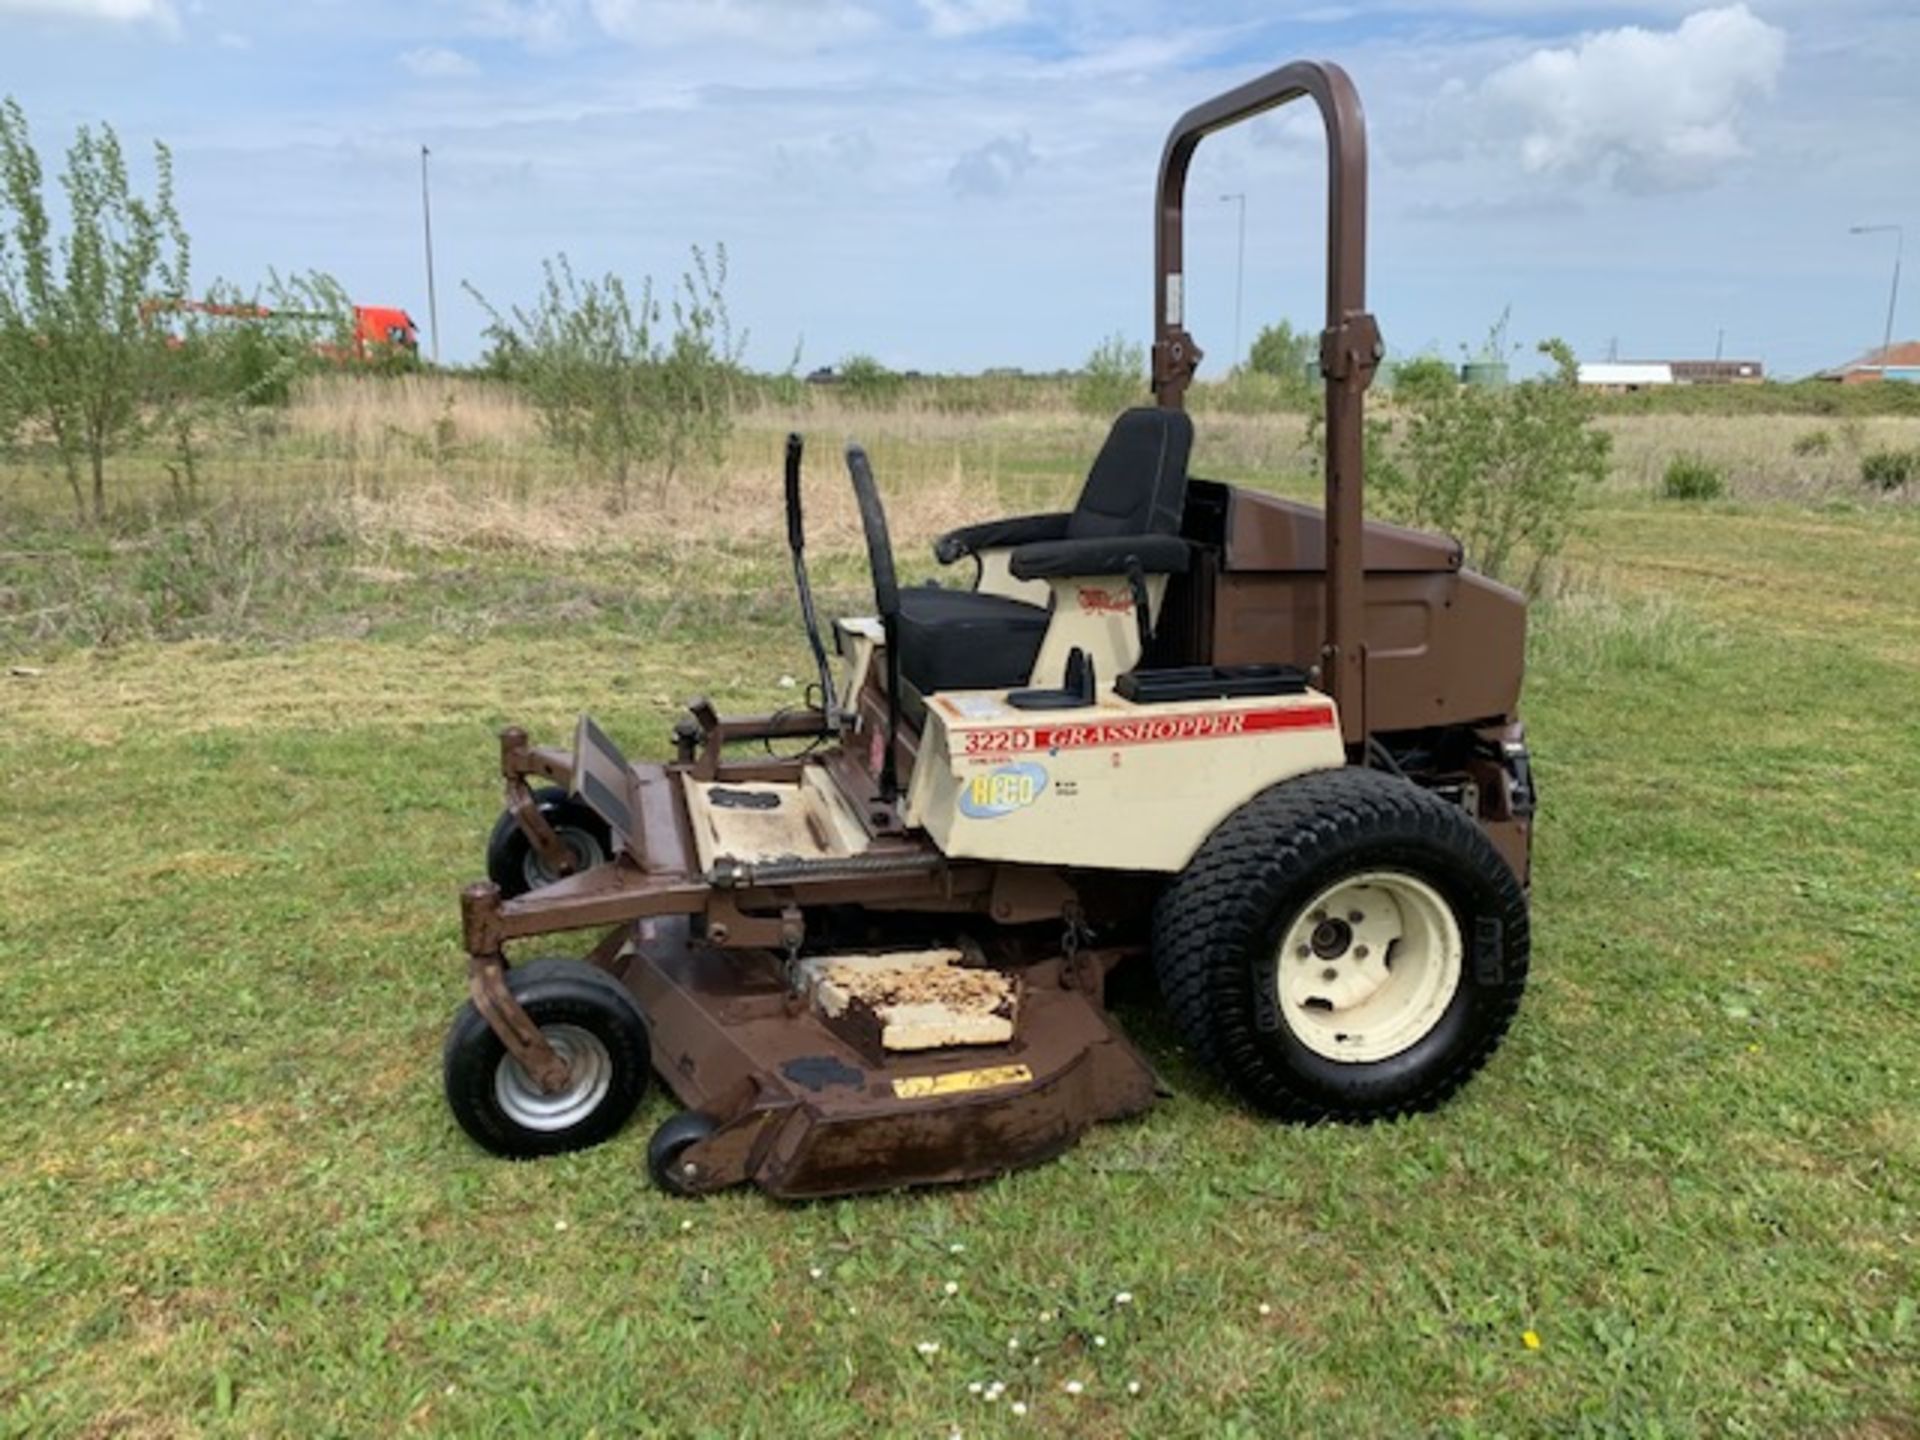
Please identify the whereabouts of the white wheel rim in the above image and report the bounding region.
[1274,870,1464,1064]
[522,827,607,892]
[493,1024,614,1132]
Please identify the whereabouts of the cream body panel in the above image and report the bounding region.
[972,549,1052,608]
[1028,574,1167,685]
[905,687,1345,873]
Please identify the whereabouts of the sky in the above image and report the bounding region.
[0,0,1914,378]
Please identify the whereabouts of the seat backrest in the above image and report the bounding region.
[1066,407,1194,541]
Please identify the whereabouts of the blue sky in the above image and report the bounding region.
[2,0,1913,377]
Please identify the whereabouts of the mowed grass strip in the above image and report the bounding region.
[1,497,1916,1438]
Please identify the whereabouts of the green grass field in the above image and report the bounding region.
[2,398,1917,1437]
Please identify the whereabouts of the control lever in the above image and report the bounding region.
[1124,555,1154,664]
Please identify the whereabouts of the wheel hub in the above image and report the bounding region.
[522,826,608,891]
[494,1023,613,1131]
[1276,871,1463,1063]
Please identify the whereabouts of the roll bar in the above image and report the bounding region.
[1152,60,1381,745]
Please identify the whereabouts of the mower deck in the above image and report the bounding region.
[617,921,1158,1199]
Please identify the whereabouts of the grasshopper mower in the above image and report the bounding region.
[441,59,1534,1199]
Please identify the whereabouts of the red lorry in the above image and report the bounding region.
[143,298,419,361]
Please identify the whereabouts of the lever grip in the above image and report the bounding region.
[783,433,805,552]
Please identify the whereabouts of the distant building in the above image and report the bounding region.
[1817,341,1920,384]
[1668,359,1764,384]
[1577,362,1673,392]
[1577,358,1764,391]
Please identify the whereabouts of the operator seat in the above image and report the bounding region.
[894,407,1194,695]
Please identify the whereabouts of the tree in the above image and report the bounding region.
[1075,332,1144,416]
[468,245,742,502]
[1387,354,1457,405]
[1247,318,1314,383]
[0,97,188,522]
[1369,339,1609,593]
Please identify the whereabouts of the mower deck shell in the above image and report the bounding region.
[617,919,1159,1200]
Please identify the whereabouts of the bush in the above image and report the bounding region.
[467,244,741,502]
[1075,333,1145,416]
[837,353,905,408]
[1789,428,1832,457]
[1661,454,1727,501]
[1247,320,1313,383]
[1388,355,1457,406]
[1364,338,1610,594]
[1860,448,1919,492]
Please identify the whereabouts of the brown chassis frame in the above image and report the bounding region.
[459,61,1411,1194]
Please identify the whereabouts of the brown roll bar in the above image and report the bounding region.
[1152,60,1382,746]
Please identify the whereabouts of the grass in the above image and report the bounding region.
[2,387,1918,1437]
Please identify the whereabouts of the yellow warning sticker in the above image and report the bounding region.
[892,1064,1033,1100]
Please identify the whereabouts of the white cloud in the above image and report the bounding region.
[0,0,176,25]
[1474,4,1787,192]
[402,45,482,79]
[948,132,1034,197]
[586,0,877,48]
[469,0,578,53]
[918,0,1026,39]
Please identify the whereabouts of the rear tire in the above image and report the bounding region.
[1151,767,1528,1122]
[486,789,612,900]
[444,959,651,1159]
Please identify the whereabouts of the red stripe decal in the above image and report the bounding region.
[959,704,1336,756]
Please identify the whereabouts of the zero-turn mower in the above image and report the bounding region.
[441,59,1535,1200]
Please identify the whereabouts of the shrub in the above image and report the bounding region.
[1364,338,1610,594]
[837,353,905,408]
[1661,454,1727,501]
[466,244,741,502]
[1789,428,1832,458]
[1388,355,1457,406]
[1075,333,1145,416]
[1860,448,1919,492]
[1247,319,1313,383]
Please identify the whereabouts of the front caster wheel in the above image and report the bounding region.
[486,789,612,900]
[647,1112,718,1196]
[443,959,651,1159]
[1152,767,1529,1123]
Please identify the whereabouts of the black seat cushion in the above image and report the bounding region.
[895,586,1050,694]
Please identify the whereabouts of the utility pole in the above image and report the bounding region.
[1849,223,1903,369]
[1715,327,1724,361]
[1220,192,1246,373]
[421,144,441,365]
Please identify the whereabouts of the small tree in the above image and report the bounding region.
[837,353,905,408]
[469,245,741,502]
[1369,339,1609,593]
[1247,318,1313,384]
[1387,354,1456,406]
[0,97,189,522]
[1075,332,1144,416]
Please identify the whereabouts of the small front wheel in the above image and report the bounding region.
[486,789,612,900]
[647,1111,718,1196]
[443,959,651,1159]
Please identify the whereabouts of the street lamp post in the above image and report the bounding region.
[422,145,442,366]
[1220,192,1246,373]
[1849,223,1903,371]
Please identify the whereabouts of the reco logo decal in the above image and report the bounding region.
[958,762,1049,819]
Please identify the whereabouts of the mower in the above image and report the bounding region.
[441,59,1535,1200]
